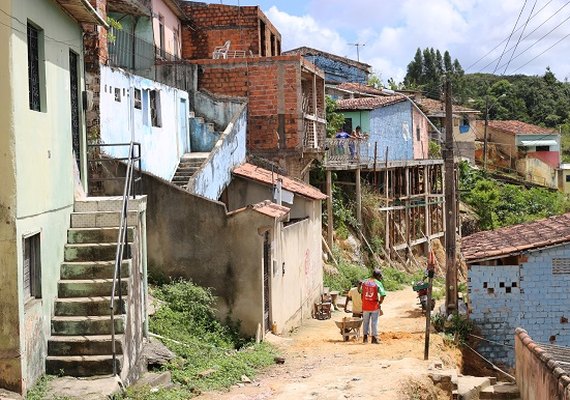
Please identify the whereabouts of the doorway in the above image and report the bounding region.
[69,51,80,177]
[263,231,271,332]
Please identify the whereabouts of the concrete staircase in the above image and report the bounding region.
[46,198,141,377]
[171,152,209,189]
[430,369,520,400]
[189,112,220,152]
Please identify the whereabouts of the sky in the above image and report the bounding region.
[223,0,570,84]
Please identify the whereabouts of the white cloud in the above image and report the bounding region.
[263,0,570,83]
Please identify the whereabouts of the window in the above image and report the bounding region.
[566,175,570,183]
[27,22,44,111]
[134,88,142,109]
[260,20,266,56]
[158,15,165,59]
[536,146,550,152]
[150,90,161,127]
[416,126,420,141]
[23,233,41,300]
[114,88,121,102]
[173,28,180,58]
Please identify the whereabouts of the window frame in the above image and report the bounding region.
[27,21,45,112]
[23,232,42,301]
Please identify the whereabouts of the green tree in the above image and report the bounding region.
[326,96,345,137]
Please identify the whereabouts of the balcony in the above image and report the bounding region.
[322,138,369,169]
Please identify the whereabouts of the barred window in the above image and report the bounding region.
[27,22,43,111]
[24,233,42,300]
[553,258,570,275]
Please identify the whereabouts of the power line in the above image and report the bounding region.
[481,1,570,71]
[503,0,538,74]
[465,0,555,71]
[492,0,529,74]
[511,31,570,73]
[498,12,570,72]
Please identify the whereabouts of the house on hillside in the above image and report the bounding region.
[326,82,385,100]
[283,46,371,85]
[416,97,480,162]
[334,95,430,163]
[0,0,148,393]
[462,213,570,367]
[475,119,560,188]
[176,1,326,180]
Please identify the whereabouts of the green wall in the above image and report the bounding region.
[341,110,370,133]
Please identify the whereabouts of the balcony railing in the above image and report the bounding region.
[108,28,181,72]
[323,138,369,167]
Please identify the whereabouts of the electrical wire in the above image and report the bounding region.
[477,0,570,73]
[512,31,570,73]
[503,0,538,74]
[492,0,529,74]
[465,0,555,71]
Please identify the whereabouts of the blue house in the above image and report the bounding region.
[283,46,371,84]
[336,95,430,162]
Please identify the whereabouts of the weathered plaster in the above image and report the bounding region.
[99,65,189,181]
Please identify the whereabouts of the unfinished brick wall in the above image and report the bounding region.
[180,2,281,59]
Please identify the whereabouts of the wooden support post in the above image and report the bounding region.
[405,166,411,254]
[384,168,390,261]
[356,168,362,226]
[326,169,333,250]
[444,78,458,314]
[424,166,431,254]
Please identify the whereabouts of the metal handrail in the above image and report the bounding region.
[109,142,138,376]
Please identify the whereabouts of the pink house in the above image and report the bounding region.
[151,0,186,59]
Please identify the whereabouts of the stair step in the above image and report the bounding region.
[479,382,520,399]
[70,211,139,228]
[67,227,134,244]
[55,296,126,316]
[48,335,123,356]
[74,197,144,212]
[173,171,196,178]
[46,355,122,377]
[57,278,128,298]
[61,260,130,280]
[51,315,125,336]
[64,243,131,262]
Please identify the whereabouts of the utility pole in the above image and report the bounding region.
[444,78,458,314]
[483,95,489,170]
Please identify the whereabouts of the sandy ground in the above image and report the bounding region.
[198,288,461,400]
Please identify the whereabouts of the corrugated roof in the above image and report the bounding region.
[462,213,570,262]
[336,95,406,110]
[233,163,327,200]
[487,120,558,136]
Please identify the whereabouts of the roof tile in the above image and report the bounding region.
[487,120,558,136]
[233,163,327,200]
[336,95,406,110]
[462,213,570,262]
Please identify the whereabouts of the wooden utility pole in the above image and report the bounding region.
[356,168,362,226]
[444,78,458,314]
[326,170,333,250]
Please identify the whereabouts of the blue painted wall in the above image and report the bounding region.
[469,244,570,367]
[365,101,415,162]
[304,55,368,84]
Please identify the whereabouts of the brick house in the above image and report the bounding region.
[178,2,326,180]
[463,213,570,367]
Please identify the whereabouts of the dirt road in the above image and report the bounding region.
[198,288,461,400]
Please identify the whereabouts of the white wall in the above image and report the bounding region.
[100,65,189,181]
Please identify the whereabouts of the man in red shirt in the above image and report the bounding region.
[361,269,386,344]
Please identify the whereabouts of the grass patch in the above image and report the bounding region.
[26,376,53,400]
[138,280,278,398]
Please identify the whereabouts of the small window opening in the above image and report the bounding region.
[134,88,142,109]
[150,90,162,127]
[24,233,42,300]
[114,88,121,102]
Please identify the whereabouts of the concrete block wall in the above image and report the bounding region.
[179,2,280,59]
[303,54,367,84]
[469,245,570,367]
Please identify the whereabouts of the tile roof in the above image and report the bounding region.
[462,213,570,262]
[418,98,480,115]
[335,83,385,96]
[487,120,558,136]
[233,163,327,200]
[251,200,290,219]
[336,95,406,110]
